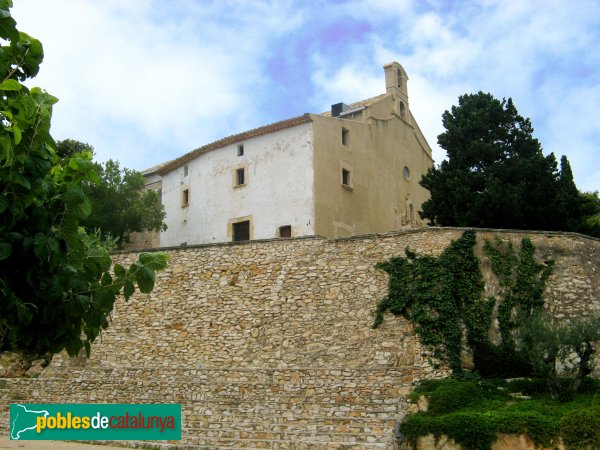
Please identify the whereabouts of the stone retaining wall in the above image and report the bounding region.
[1,228,599,449]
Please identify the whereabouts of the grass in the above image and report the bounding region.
[401,377,600,450]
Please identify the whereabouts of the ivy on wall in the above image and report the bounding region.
[373,230,490,375]
[483,237,555,348]
[374,231,555,377]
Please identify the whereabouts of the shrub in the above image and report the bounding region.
[402,408,559,450]
[560,408,600,449]
[428,380,483,415]
[401,412,496,450]
[505,378,550,396]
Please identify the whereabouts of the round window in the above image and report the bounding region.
[402,165,410,180]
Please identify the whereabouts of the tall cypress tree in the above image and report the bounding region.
[420,92,581,231]
[555,156,581,231]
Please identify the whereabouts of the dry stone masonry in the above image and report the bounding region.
[1,228,598,449]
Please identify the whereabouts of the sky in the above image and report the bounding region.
[10,0,600,191]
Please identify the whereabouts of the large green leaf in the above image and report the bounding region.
[12,173,31,189]
[0,5,12,17]
[0,15,17,42]
[17,32,44,78]
[101,271,112,286]
[10,94,37,123]
[135,266,155,293]
[11,124,21,144]
[33,232,59,260]
[76,197,92,218]
[123,280,135,300]
[84,245,112,273]
[0,134,13,165]
[0,79,21,90]
[114,263,126,278]
[139,252,169,270]
[30,87,58,107]
[95,287,116,311]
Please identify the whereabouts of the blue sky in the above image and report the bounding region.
[11,0,600,191]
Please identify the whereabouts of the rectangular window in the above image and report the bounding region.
[157,188,162,205]
[237,144,244,156]
[183,165,188,176]
[279,225,292,238]
[181,188,190,207]
[233,220,250,242]
[342,128,349,146]
[236,168,245,186]
[342,168,351,187]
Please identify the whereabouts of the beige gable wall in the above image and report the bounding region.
[128,62,434,247]
[311,94,433,238]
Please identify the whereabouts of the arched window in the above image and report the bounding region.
[402,165,410,180]
[399,101,406,118]
[397,69,402,88]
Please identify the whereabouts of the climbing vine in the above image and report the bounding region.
[483,237,555,348]
[373,231,490,375]
[468,237,556,377]
[374,231,555,377]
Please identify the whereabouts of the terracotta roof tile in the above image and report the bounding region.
[157,114,313,175]
[142,161,171,175]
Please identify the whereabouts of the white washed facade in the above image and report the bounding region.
[159,122,315,247]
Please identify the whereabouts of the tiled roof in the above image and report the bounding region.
[154,91,389,175]
[142,161,171,175]
[157,114,313,175]
[320,93,389,117]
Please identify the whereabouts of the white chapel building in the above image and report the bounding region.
[131,62,433,249]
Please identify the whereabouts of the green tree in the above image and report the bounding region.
[517,313,600,399]
[555,156,582,231]
[81,158,166,245]
[578,191,600,238]
[55,139,166,246]
[420,92,581,231]
[56,138,94,158]
[0,2,168,358]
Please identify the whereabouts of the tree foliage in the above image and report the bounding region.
[578,191,600,238]
[0,2,168,358]
[517,313,600,400]
[420,92,582,231]
[56,138,94,159]
[80,158,166,246]
[55,140,167,246]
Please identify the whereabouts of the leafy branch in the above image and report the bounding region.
[0,3,169,359]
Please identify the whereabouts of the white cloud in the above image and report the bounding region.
[313,0,600,191]
[9,0,600,192]
[311,60,382,110]
[12,0,305,168]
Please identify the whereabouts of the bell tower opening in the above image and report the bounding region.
[384,61,409,119]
